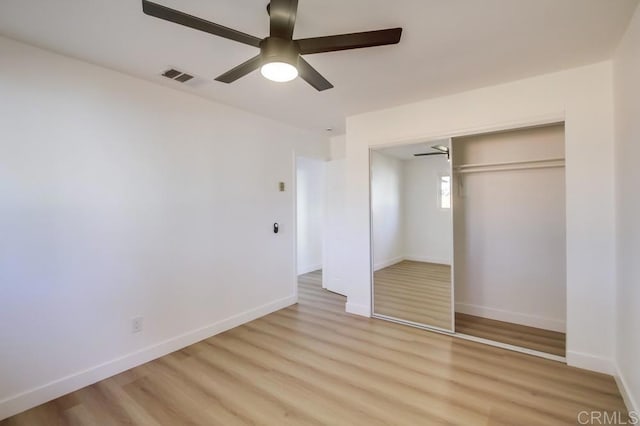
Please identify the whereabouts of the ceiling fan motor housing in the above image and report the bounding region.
[260,37,299,67]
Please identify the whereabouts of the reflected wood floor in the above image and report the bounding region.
[456,313,566,357]
[374,260,452,330]
[2,270,627,425]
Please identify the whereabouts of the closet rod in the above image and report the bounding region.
[454,158,565,174]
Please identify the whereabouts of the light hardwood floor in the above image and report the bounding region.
[456,313,566,357]
[2,270,626,425]
[374,261,566,356]
[374,260,452,330]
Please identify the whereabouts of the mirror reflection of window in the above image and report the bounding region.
[440,175,451,209]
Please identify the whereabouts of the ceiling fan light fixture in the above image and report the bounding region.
[261,61,298,82]
[259,37,299,83]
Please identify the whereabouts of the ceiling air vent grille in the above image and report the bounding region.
[162,68,193,83]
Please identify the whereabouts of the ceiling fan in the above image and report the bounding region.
[414,144,450,159]
[142,0,403,91]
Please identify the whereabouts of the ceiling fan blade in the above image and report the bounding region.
[414,152,448,157]
[296,28,402,55]
[215,55,262,83]
[431,144,449,153]
[297,57,333,91]
[269,0,298,39]
[142,0,262,48]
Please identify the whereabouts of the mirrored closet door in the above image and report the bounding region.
[370,140,454,331]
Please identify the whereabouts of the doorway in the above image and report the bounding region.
[295,156,326,296]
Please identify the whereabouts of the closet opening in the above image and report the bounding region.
[452,123,566,357]
[369,122,566,360]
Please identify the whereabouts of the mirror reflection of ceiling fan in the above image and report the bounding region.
[414,144,450,159]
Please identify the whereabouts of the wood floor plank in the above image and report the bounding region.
[1,269,626,425]
[456,313,566,356]
[374,260,453,329]
[265,309,621,412]
[373,260,566,356]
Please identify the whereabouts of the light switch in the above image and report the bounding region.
[279,182,285,192]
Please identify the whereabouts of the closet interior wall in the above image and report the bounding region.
[452,124,567,334]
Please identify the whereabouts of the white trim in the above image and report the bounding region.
[448,138,456,337]
[364,113,566,150]
[297,264,322,275]
[292,153,300,301]
[373,256,404,271]
[455,302,566,332]
[0,295,297,421]
[368,148,376,316]
[455,333,566,363]
[615,364,639,414]
[346,301,371,317]
[566,350,615,375]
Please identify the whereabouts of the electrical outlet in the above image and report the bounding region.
[132,317,143,334]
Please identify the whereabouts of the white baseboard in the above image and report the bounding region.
[373,256,404,271]
[297,263,322,275]
[455,302,566,332]
[566,351,615,375]
[455,333,566,363]
[346,301,371,317]
[615,364,639,414]
[0,295,297,421]
[403,255,451,266]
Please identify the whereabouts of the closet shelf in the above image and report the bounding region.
[453,158,565,174]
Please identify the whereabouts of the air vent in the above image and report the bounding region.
[174,73,193,83]
[161,68,194,83]
[162,68,181,79]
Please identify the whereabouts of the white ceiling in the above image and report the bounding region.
[0,0,637,134]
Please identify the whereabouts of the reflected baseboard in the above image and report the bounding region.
[403,255,451,266]
[374,256,451,272]
[373,256,404,271]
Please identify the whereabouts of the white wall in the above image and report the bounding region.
[613,3,640,413]
[0,36,328,420]
[371,151,404,270]
[402,157,452,265]
[296,157,326,275]
[340,61,616,373]
[329,134,347,160]
[452,125,566,332]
